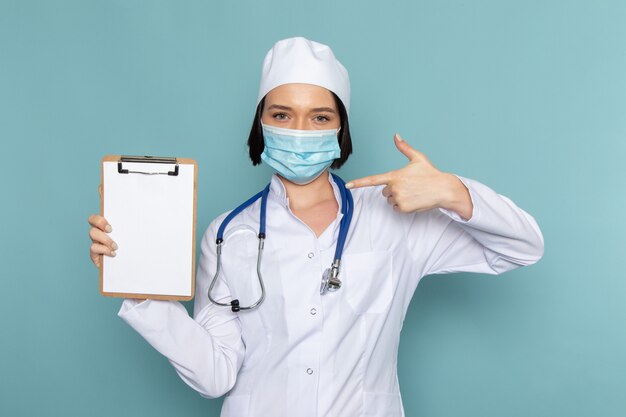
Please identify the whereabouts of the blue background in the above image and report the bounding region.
[1,0,624,416]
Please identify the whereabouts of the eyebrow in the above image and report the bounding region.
[266,104,337,114]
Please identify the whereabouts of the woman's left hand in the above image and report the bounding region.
[345,134,474,220]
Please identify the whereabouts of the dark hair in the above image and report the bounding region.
[247,92,352,169]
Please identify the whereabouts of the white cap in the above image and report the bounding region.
[257,37,351,114]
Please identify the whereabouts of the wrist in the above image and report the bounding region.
[440,173,473,220]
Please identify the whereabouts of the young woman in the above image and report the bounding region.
[88,37,544,417]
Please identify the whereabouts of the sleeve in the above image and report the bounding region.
[407,175,545,276]
[117,218,245,399]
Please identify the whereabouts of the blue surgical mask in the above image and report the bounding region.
[260,123,341,185]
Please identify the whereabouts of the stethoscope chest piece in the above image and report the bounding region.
[320,261,342,295]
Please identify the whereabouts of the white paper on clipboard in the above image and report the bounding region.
[100,157,196,299]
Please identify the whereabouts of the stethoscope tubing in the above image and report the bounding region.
[208,175,352,312]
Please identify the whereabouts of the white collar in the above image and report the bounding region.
[268,172,344,250]
[268,171,342,210]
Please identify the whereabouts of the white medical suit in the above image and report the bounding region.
[118,172,544,417]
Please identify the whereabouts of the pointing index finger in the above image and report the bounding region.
[346,172,392,189]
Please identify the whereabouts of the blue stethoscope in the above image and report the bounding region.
[208,173,354,312]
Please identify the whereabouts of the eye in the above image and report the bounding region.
[272,112,289,120]
[314,115,331,123]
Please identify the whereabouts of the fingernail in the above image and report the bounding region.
[345,182,354,189]
[112,242,118,250]
[105,225,112,233]
[111,251,116,257]
[395,133,404,142]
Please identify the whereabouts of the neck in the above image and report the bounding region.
[279,171,335,211]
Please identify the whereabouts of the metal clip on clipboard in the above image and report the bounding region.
[117,155,179,176]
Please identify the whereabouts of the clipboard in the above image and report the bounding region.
[100,155,197,301]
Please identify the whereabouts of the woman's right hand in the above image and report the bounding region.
[88,214,117,268]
